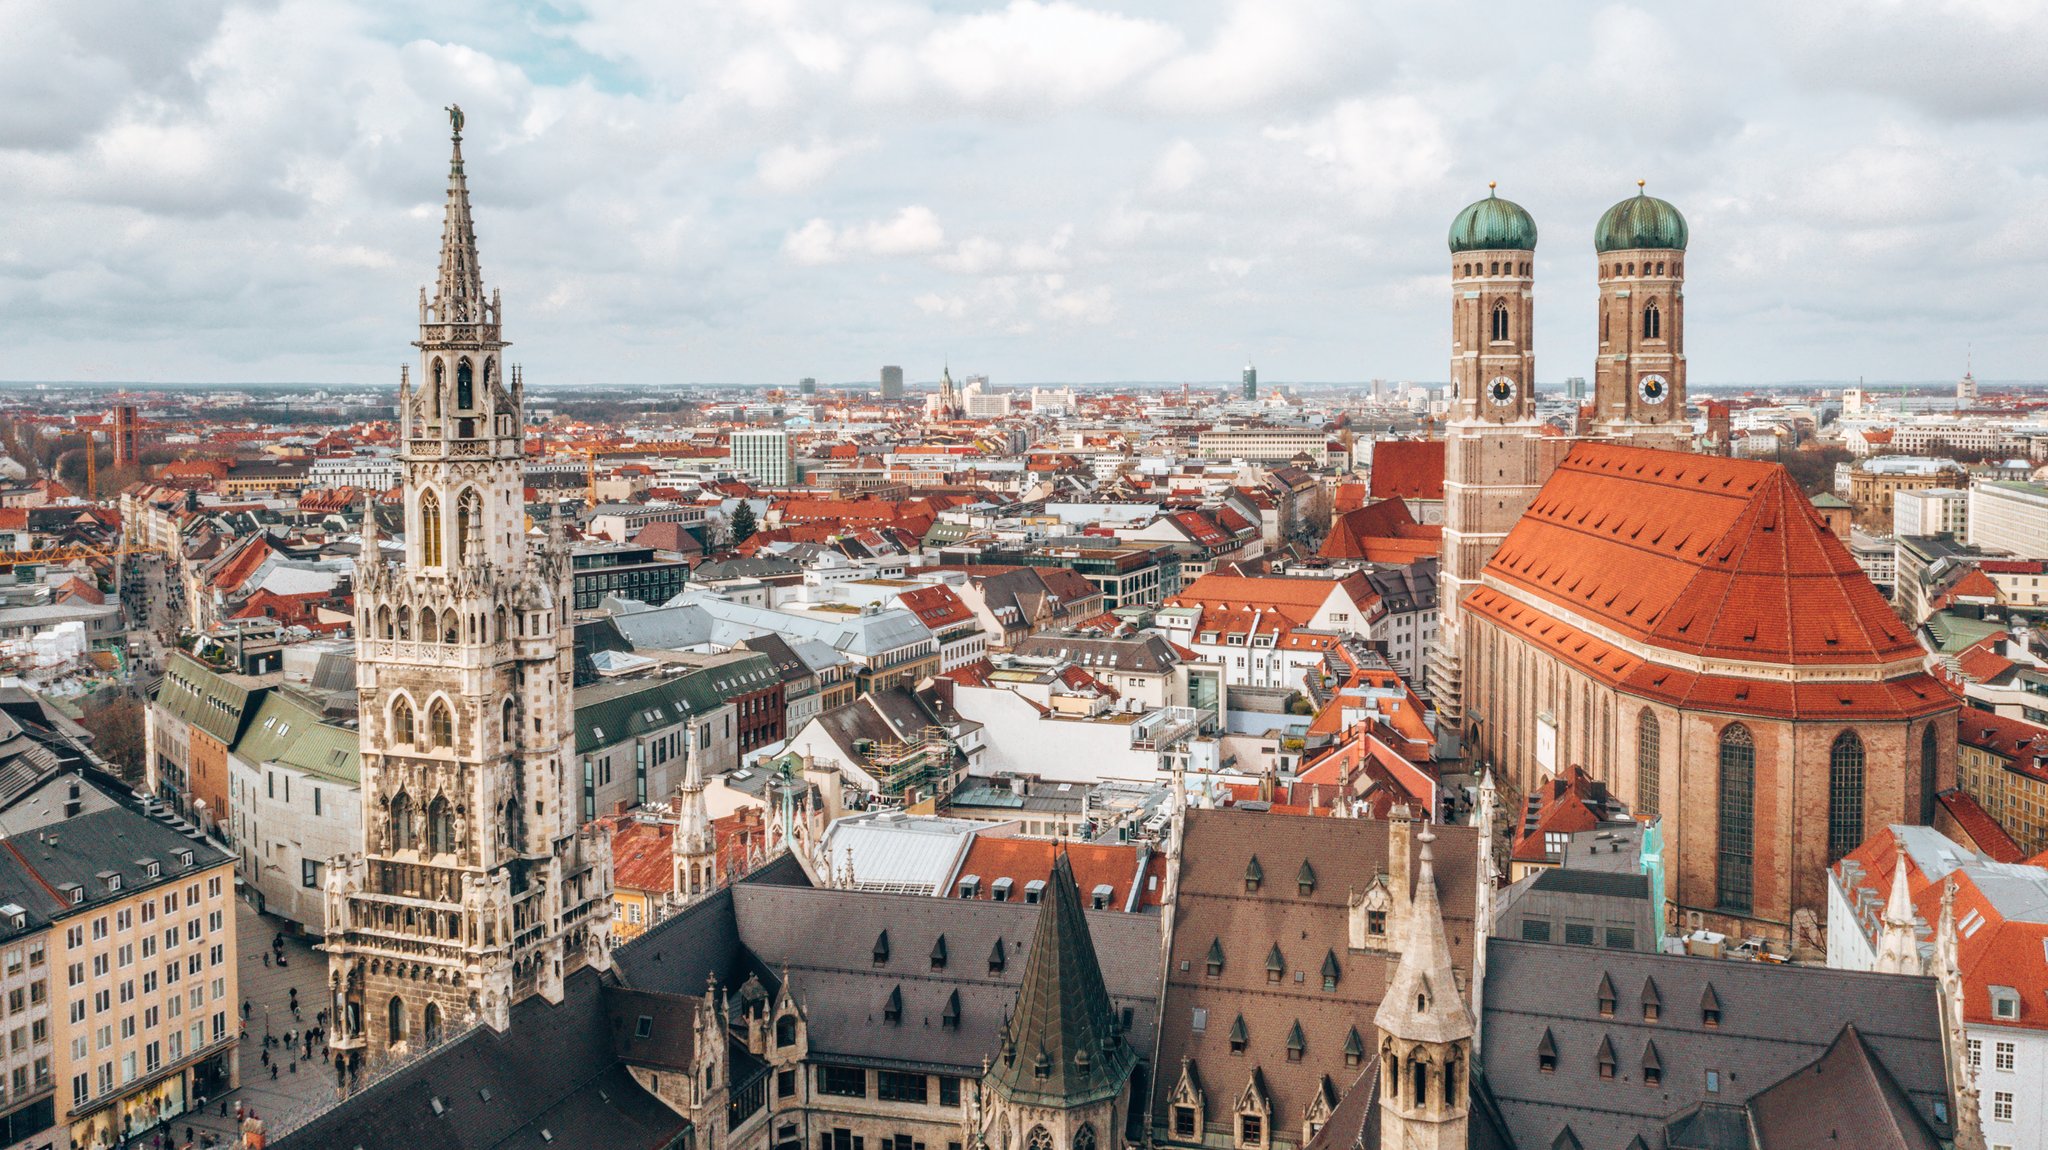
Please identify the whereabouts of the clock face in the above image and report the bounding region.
[1487,376,1517,407]
[1638,374,1670,404]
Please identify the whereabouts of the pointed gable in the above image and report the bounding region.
[987,851,1138,1108]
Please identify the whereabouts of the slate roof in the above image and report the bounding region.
[1481,938,1954,1150]
[1743,1024,1943,1150]
[274,972,688,1150]
[727,881,1161,1079]
[985,852,1140,1106]
[1011,632,1182,674]
[1153,809,1480,1140]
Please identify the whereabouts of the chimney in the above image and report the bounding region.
[1387,805,1414,951]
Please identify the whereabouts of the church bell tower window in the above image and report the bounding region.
[457,358,474,410]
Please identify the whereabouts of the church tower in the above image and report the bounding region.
[1374,826,1474,1150]
[1591,182,1689,449]
[325,107,613,1063]
[981,852,1139,1150]
[1434,186,1545,743]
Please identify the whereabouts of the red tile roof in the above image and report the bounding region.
[1960,712,2048,783]
[1318,497,1441,563]
[952,837,1163,910]
[1938,789,2025,863]
[1367,440,1445,502]
[1481,443,1921,668]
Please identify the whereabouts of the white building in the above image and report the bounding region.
[308,454,400,491]
[1829,824,2048,1150]
[226,689,361,935]
[1894,487,1970,539]
[1971,480,2048,561]
[729,428,795,487]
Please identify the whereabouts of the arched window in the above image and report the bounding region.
[1444,1047,1464,1107]
[419,489,443,567]
[441,610,458,645]
[494,606,507,643]
[482,358,494,391]
[1643,301,1661,340]
[395,608,411,640]
[775,1014,797,1047]
[1601,310,1609,342]
[1491,300,1511,342]
[1921,724,1940,823]
[1027,1127,1053,1150]
[457,488,483,564]
[426,796,455,856]
[1717,724,1756,913]
[423,1002,442,1046]
[1828,732,1866,861]
[389,792,416,852]
[500,797,520,849]
[1073,1126,1096,1150]
[377,606,393,639]
[502,698,517,747]
[1409,1050,1428,1106]
[427,700,454,751]
[391,697,415,746]
[456,358,474,410]
[1637,710,1661,816]
[388,996,408,1043]
[430,361,444,418]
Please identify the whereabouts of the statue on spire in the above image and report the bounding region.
[446,103,464,137]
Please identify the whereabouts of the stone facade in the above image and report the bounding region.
[321,112,613,1068]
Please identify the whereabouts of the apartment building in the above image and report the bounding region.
[729,429,795,488]
[1972,480,2048,560]
[0,905,53,1149]
[0,772,238,1150]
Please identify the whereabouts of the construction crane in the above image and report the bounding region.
[0,541,165,570]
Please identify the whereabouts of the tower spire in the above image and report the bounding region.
[986,853,1136,1108]
[1873,844,1923,975]
[434,104,485,325]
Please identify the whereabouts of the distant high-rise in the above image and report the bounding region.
[880,365,904,400]
[1957,368,1978,410]
[111,405,139,469]
[798,377,817,397]
[1564,376,1587,401]
[1241,363,1257,400]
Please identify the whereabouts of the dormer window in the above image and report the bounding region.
[1537,1028,1559,1073]
[1597,973,1617,1018]
[989,938,1007,975]
[1296,860,1316,896]
[883,986,903,1025]
[1597,1036,1618,1080]
[176,849,194,867]
[1343,1028,1364,1068]
[942,989,960,1030]
[872,931,890,966]
[1265,944,1284,984]
[1991,986,2022,1021]
[991,877,1013,902]
[1320,951,1340,992]
[1285,1022,1306,1063]
[1228,1015,1248,1055]
[930,935,948,971]
[1700,984,1722,1028]
[1206,938,1225,978]
[1244,856,1263,893]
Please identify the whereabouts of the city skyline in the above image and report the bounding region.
[3,2,2043,388]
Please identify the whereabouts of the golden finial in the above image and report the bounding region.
[1637,178,1647,191]
[1488,180,1497,193]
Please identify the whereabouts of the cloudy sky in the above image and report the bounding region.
[2,1,2043,388]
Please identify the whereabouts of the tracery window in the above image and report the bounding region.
[1636,710,1661,816]
[1717,724,1755,912]
[1828,731,1865,862]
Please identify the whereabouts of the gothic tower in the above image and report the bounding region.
[1591,182,1689,449]
[1374,826,1474,1150]
[1434,186,1545,744]
[981,852,1139,1150]
[324,107,614,1063]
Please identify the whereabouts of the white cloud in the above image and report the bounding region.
[782,205,945,265]
[916,1,1180,111]
[756,138,873,193]
[0,0,2042,385]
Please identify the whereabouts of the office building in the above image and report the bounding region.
[797,377,816,397]
[1970,479,2048,560]
[879,365,904,401]
[729,428,795,487]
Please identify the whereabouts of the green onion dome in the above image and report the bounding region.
[1595,182,1688,252]
[1448,184,1538,253]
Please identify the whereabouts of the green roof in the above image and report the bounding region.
[1448,187,1538,253]
[1595,186,1688,252]
[153,652,262,747]
[233,689,359,785]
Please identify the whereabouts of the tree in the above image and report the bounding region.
[78,692,147,783]
[729,501,758,545]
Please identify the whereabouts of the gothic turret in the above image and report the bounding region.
[1873,845,1924,975]
[1375,826,1473,1150]
[982,852,1137,1150]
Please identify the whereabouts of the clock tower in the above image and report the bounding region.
[1591,182,1689,449]
[1434,186,1555,746]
